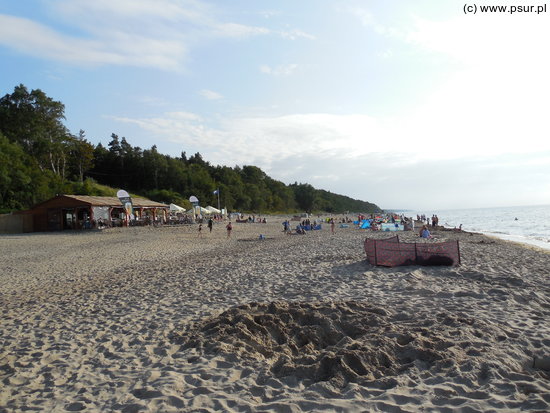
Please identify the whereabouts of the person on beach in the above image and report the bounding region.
[330,218,335,234]
[419,225,432,239]
[197,223,203,237]
[283,220,291,233]
[226,221,233,238]
[207,218,213,233]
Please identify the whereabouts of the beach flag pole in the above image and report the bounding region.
[214,188,220,211]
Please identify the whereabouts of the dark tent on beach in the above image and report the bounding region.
[364,235,461,267]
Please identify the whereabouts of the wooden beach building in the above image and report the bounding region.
[15,195,169,232]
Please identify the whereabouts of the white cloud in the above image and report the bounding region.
[110,111,208,147]
[56,0,205,20]
[346,6,388,34]
[407,12,550,67]
[344,5,406,40]
[377,49,393,59]
[0,0,271,69]
[266,149,550,210]
[259,10,282,19]
[331,5,550,160]
[112,111,376,164]
[260,63,299,76]
[199,89,223,100]
[0,0,313,70]
[110,109,550,209]
[110,107,550,165]
[279,29,316,40]
[211,22,270,38]
[136,96,170,107]
[400,11,550,159]
[0,15,150,67]
[0,13,186,69]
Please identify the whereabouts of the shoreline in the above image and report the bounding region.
[479,231,550,253]
[400,205,550,253]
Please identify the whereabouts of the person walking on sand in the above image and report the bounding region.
[330,218,335,234]
[207,218,213,233]
[226,221,233,238]
[197,223,203,237]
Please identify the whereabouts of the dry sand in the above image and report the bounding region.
[1,219,549,412]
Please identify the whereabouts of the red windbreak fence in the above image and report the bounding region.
[364,235,460,267]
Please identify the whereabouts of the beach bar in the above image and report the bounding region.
[16,195,169,232]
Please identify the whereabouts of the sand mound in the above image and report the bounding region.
[172,301,492,388]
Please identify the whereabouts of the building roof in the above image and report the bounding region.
[31,195,169,209]
[66,195,168,207]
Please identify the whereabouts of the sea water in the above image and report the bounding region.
[403,205,550,251]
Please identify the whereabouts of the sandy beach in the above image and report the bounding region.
[1,219,549,412]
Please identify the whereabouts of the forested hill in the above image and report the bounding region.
[0,84,382,214]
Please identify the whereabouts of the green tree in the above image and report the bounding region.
[0,84,71,178]
[70,130,95,182]
[291,183,317,213]
[241,165,266,184]
[0,133,53,212]
[143,145,169,190]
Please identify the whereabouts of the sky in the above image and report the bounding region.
[1,0,549,211]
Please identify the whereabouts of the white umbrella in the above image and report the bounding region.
[206,206,221,214]
[188,206,212,215]
[169,203,186,213]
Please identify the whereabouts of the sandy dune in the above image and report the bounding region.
[1,220,549,412]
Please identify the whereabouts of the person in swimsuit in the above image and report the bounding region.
[226,221,233,238]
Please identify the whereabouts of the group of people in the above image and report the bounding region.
[237,215,267,223]
[197,215,443,239]
[282,220,309,235]
[301,218,315,228]
[281,218,336,235]
[416,214,442,238]
[416,214,439,227]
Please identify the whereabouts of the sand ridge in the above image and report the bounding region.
[1,220,549,412]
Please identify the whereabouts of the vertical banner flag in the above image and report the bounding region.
[189,195,199,206]
[189,195,200,218]
[117,189,133,218]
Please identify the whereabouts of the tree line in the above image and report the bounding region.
[0,84,382,214]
